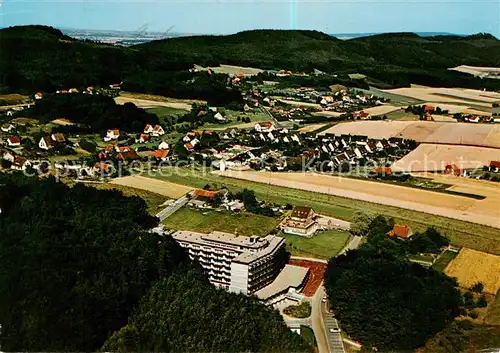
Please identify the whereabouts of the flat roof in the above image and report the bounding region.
[255,265,309,300]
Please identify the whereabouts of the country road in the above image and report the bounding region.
[155,196,189,221]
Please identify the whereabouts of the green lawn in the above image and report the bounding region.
[283,302,311,318]
[282,230,350,259]
[146,168,500,255]
[162,207,281,237]
[432,250,458,272]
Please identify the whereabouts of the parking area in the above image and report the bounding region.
[322,302,345,353]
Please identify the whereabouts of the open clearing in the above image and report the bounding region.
[148,167,500,254]
[445,248,500,295]
[194,64,263,76]
[110,175,193,199]
[392,144,500,172]
[382,85,500,108]
[51,118,74,126]
[449,65,500,79]
[320,121,500,149]
[163,207,280,237]
[214,170,500,229]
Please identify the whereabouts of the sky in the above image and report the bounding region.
[1,0,499,37]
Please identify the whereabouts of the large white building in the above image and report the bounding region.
[172,230,287,295]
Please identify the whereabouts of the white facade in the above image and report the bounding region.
[172,231,287,294]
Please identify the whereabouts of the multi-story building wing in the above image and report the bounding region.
[172,230,287,295]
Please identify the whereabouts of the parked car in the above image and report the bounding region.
[329,328,341,333]
[322,296,327,303]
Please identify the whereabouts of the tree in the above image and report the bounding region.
[324,250,462,350]
[349,211,376,237]
[0,175,190,351]
[470,282,484,293]
[103,270,311,352]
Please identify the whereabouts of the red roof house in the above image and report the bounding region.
[445,164,462,176]
[387,224,413,240]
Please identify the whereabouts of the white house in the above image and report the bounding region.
[214,112,226,122]
[1,124,15,133]
[39,136,54,150]
[158,141,169,150]
[104,129,120,142]
[12,156,31,171]
[254,121,275,133]
[144,124,153,134]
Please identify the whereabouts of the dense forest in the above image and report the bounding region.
[1,26,500,95]
[324,216,462,350]
[0,175,310,352]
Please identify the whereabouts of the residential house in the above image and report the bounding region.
[1,124,15,133]
[254,121,275,133]
[7,136,21,147]
[1,150,15,162]
[152,149,170,161]
[34,92,43,100]
[152,125,165,137]
[466,116,480,123]
[214,112,226,122]
[371,166,392,177]
[387,224,413,240]
[158,141,169,150]
[93,162,113,175]
[188,189,218,208]
[51,133,66,143]
[445,164,463,176]
[489,161,500,172]
[282,206,318,237]
[359,111,371,120]
[39,136,54,150]
[144,124,154,134]
[139,133,150,143]
[11,156,31,171]
[104,129,120,142]
[68,88,79,94]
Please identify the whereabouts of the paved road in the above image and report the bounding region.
[318,215,351,231]
[322,301,345,353]
[310,287,330,353]
[338,235,363,256]
[155,196,188,221]
[261,106,283,129]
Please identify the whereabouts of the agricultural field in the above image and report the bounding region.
[356,87,423,105]
[432,250,458,272]
[298,123,328,133]
[420,102,491,115]
[386,109,420,121]
[449,65,500,79]
[320,120,500,149]
[88,182,167,214]
[282,230,350,259]
[215,170,500,229]
[392,144,500,172]
[444,248,500,294]
[193,64,263,76]
[110,175,193,199]
[147,167,500,255]
[162,207,281,237]
[357,104,401,116]
[382,85,500,108]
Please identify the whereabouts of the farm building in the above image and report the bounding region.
[282,206,318,237]
[386,224,413,240]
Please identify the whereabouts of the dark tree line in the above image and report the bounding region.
[0,175,310,352]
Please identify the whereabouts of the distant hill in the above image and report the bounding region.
[1,25,500,93]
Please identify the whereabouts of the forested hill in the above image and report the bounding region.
[0,174,311,352]
[2,25,500,93]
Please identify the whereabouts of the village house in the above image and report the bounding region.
[282,206,318,237]
[51,133,66,143]
[1,124,15,133]
[387,224,413,240]
[254,121,275,133]
[151,125,165,137]
[152,149,170,161]
[139,133,150,143]
[214,112,226,122]
[11,156,31,171]
[188,189,219,209]
[1,149,15,163]
[371,166,392,177]
[158,141,169,150]
[466,116,480,123]
[93,162,113,176]
[7,136,21,147]
[39,136,54,150]
[104,129,120,142]
[489,161,500,172]
[34,92,43,100]
[445,164,464,176]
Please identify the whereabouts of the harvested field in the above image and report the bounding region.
[115,96,193,111]
[214,170,500,229]
[320,121,500,149]
[289,259,326,297]
[382,85,500,108]
[445,248,500,294]
[449,65,500,79]
[110,175,193,198]
[194,64,263,76]
[51,118,74,126]
[421,102,491,116]
[298,123,328,133]
[313,111,343,118]
[393,144,500,172]
[357,105,401,116]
